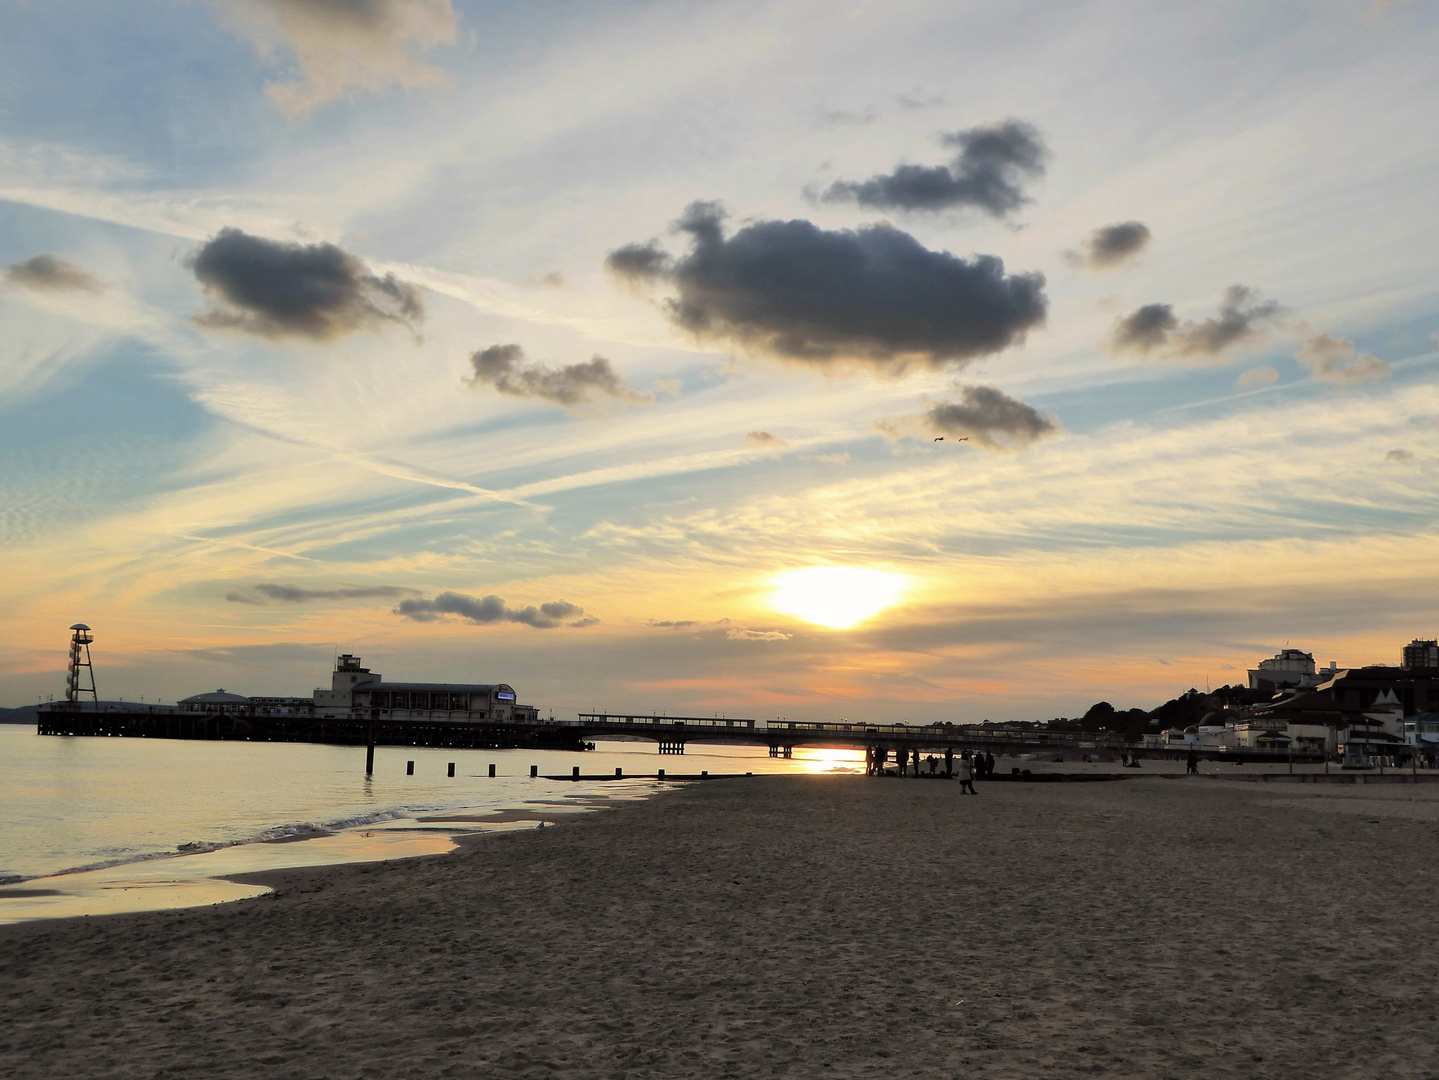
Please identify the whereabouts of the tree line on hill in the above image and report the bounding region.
[1047,685,1270,742]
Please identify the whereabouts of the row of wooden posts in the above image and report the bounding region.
[374,757,703,780]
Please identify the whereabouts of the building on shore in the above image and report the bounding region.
[1401,639,1439,670]
[1247,649,1339,694]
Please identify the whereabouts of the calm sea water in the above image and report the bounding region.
[0,726,861,922]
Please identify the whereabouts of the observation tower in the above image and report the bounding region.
[66,623,98,705]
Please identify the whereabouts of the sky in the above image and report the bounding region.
[1,0,1437,722]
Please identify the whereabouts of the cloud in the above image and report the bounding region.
[925,384,1059,449]
[227,583,419,604]
[189,228,423,340]
[726,628,792,642]
[1069,222,1151,270]
[1237,366,1279,388]
[466,344,652,407]
[1110,286,1284,360]
[648,619,697,629]
[745,431,788,448]
[394,591,595,629]
[604,241,672,284]
[612,201,1046,370]
[220,0,458,116]
[3,254,105,293]
[1385,448,1415,465]
[820,120,1047,216]
[1295,333,1391,384]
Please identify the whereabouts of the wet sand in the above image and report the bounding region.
[2,774,1437,1079]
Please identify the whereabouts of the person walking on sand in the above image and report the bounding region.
[957,751,976,795]
[985,750,996,778]
[1186,748,1199,776]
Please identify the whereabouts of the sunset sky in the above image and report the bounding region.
[2,0,1437,722]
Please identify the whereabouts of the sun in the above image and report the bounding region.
[769,566,908,629]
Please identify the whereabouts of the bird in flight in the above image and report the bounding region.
[934,436,970,442]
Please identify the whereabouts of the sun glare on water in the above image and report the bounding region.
[769,566,908,629]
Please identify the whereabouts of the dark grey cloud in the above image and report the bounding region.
[1071,221,1151,269]
[1110,303,1178,353]
[1111,286,1283,359]
[820,120,1047,216]
[613,201,1046,370]
[467,344,652,406]
[648,619,697,629]
[394,591,595,629]
[4,254,105,293]
[1385,449,1415,465]
[604,240,672,284]
[926,384,1058,449]
[189,227,423,341]
[227,583,419,604]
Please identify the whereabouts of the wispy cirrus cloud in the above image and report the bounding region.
[226,583,419,605]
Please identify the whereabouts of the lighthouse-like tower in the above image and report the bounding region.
[66,623,98,706]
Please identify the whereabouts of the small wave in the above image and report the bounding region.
[16,807,418,884]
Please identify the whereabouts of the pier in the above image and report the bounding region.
[566,712,1327,764]
[36,704,1327,765]
[36,706,588,752]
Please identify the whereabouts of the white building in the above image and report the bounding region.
[1248,649,1339,693]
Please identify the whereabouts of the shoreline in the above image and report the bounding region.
[0,781,662,926]
[3,774,1437,1077]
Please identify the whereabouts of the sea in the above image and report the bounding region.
[0,725,861,924]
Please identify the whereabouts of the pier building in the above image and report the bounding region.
[314,654,538,722]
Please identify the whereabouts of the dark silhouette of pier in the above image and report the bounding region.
[35,705,1326,765]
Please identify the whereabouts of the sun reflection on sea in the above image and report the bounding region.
[791,746,866,774]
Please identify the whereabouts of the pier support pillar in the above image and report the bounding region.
[365,730,375,776]
[406,760,414,775]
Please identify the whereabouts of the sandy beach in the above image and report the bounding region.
[2,774,1437,1079]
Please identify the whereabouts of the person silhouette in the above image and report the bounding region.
[958,751,977,795]
[1186,748,1199,775]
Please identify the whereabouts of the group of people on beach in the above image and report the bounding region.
[865,745,995,792]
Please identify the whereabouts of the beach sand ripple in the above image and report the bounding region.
[1,775,1437,1078]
